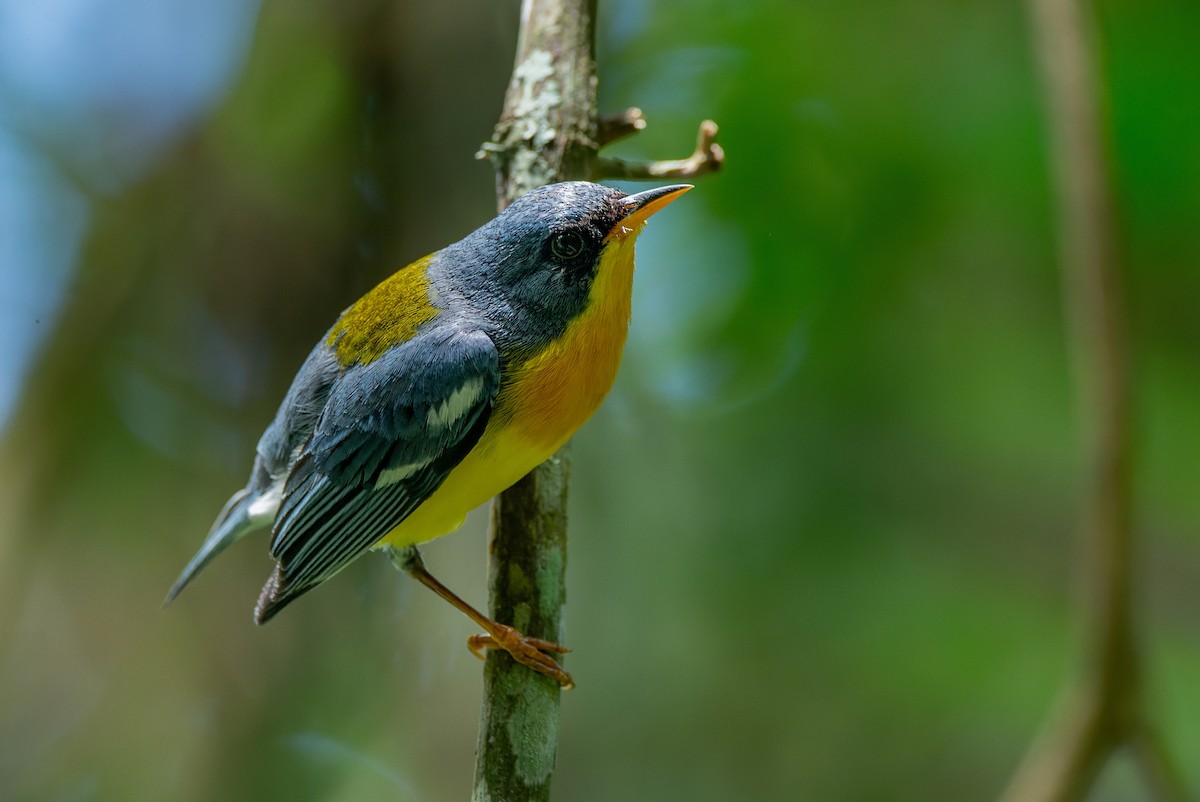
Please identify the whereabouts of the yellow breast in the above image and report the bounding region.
[376,232,639,548]
[500,232,638,450]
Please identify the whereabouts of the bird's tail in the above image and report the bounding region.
[164,487,265,605]
[253,561,323,625]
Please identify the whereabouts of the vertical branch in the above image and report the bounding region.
[472,1,598,800]
[1001,0,1187,799]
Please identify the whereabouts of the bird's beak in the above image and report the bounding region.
[607,184,693,240]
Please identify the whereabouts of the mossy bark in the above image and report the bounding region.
[472,2,598,801]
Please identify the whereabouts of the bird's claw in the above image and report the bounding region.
[467,624,574,689]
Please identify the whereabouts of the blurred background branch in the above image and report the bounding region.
[1000,0,1188,798]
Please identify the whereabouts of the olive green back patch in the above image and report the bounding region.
[328,255,439,366]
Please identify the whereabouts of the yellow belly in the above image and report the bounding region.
[375,230,639,549]
[373,423,560,547]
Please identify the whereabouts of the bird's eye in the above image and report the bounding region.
[549,231,586,263]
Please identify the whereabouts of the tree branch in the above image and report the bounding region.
[472,4,722,798]
[472,2,598,800]
[1000,0,1186,799]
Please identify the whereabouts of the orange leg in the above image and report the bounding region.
[389,547,573,689]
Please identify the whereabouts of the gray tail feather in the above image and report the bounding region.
[164,488,261,606]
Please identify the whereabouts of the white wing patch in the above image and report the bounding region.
[247,481,283,523]
[426,377,485,429]
[375,460,430,490]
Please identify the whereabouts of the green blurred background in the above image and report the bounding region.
[1,0,1197,799]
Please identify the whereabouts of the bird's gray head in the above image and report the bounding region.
[433,181,690,357]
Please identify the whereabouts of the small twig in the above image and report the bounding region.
[592,119,724,180]
[597,107,647,146]
[1129,723,1190,802]
[1000,681,1113,802]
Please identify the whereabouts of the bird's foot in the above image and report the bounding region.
[467,624,573,690]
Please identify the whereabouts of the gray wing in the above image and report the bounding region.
[254,325,500,623]
[165,334,342,604]
[256,330,344,479]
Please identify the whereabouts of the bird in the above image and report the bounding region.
[166,180,692,688]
